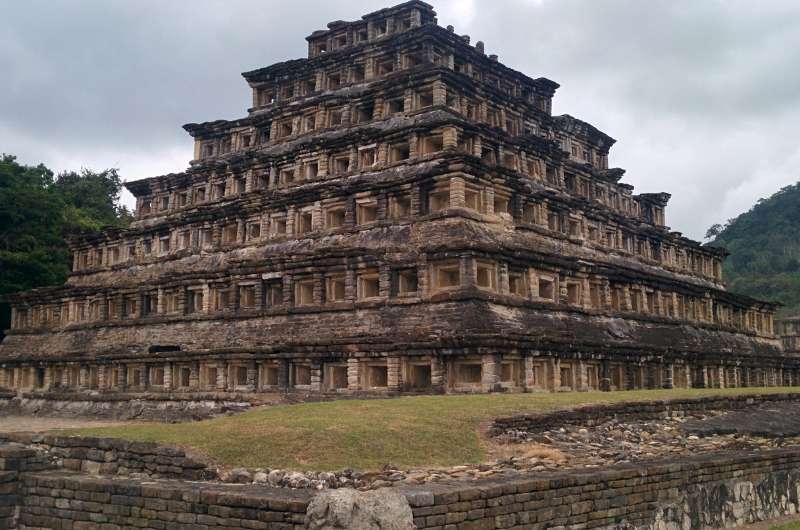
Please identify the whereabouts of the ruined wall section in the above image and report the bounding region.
[404,449,800,530]
[5,439,800,530]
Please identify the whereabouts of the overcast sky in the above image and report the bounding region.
[2,0,799,240]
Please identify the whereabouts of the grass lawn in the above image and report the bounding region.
[770,524,800,530]
[70,387,800,472]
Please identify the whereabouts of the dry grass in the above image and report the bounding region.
[68,387,800,472]
[486,442,567,464]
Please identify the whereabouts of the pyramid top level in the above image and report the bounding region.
[304,1,439,59]
[306,0,437,59]
[240,1,559,96]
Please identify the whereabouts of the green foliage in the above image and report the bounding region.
[54,168,132,233]
[709,181,800,317]
[704,223,723,240]
[0,154,131,335]
[0,155,66,294]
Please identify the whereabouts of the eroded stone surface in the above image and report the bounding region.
[306,488,415,530]
[0,394,252,421]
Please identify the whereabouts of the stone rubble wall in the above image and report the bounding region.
[0,469,19,530]
[0,434,213,481]
[0,444,47,530]
[2,441,800,528]
[491,392,800,436]
[19,472,310,530]
[400,449,800,530]
[0,443,308,529]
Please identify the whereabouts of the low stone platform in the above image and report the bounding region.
[4,441,800,530]
[0,392,256,421]
[487,393,800,477]
[682,402,800,437]
[490,392,800,434]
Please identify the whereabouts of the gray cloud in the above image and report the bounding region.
[1,0,798,239]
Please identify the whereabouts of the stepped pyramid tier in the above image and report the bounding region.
[778,318,800,354]
[0,1,793,395]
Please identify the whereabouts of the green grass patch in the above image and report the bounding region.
[768,522,800,530]
[70,387,800,471]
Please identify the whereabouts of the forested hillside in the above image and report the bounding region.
[708,182,800,317]
[0,154,131,337]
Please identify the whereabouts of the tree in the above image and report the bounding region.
[710,179,800,317]
[53,167,132,233]
[704,224,723,240]
[0,155,67,293]
[0,154,132,340]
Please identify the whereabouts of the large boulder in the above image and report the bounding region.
[306,488,415,530]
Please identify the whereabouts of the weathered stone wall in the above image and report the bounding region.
[0,444,49,530]
[491,392,800,436]
[4,439,800,529]
[0,296,789,400]
[778,317,800,353]
[19,472,310,530]
[1,294,781,364]
[0,471,19,530]
[0,434,213,481]
[401,450,800,530]
[0,392,252,421]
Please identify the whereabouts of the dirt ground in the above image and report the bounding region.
[0,415,133,433]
